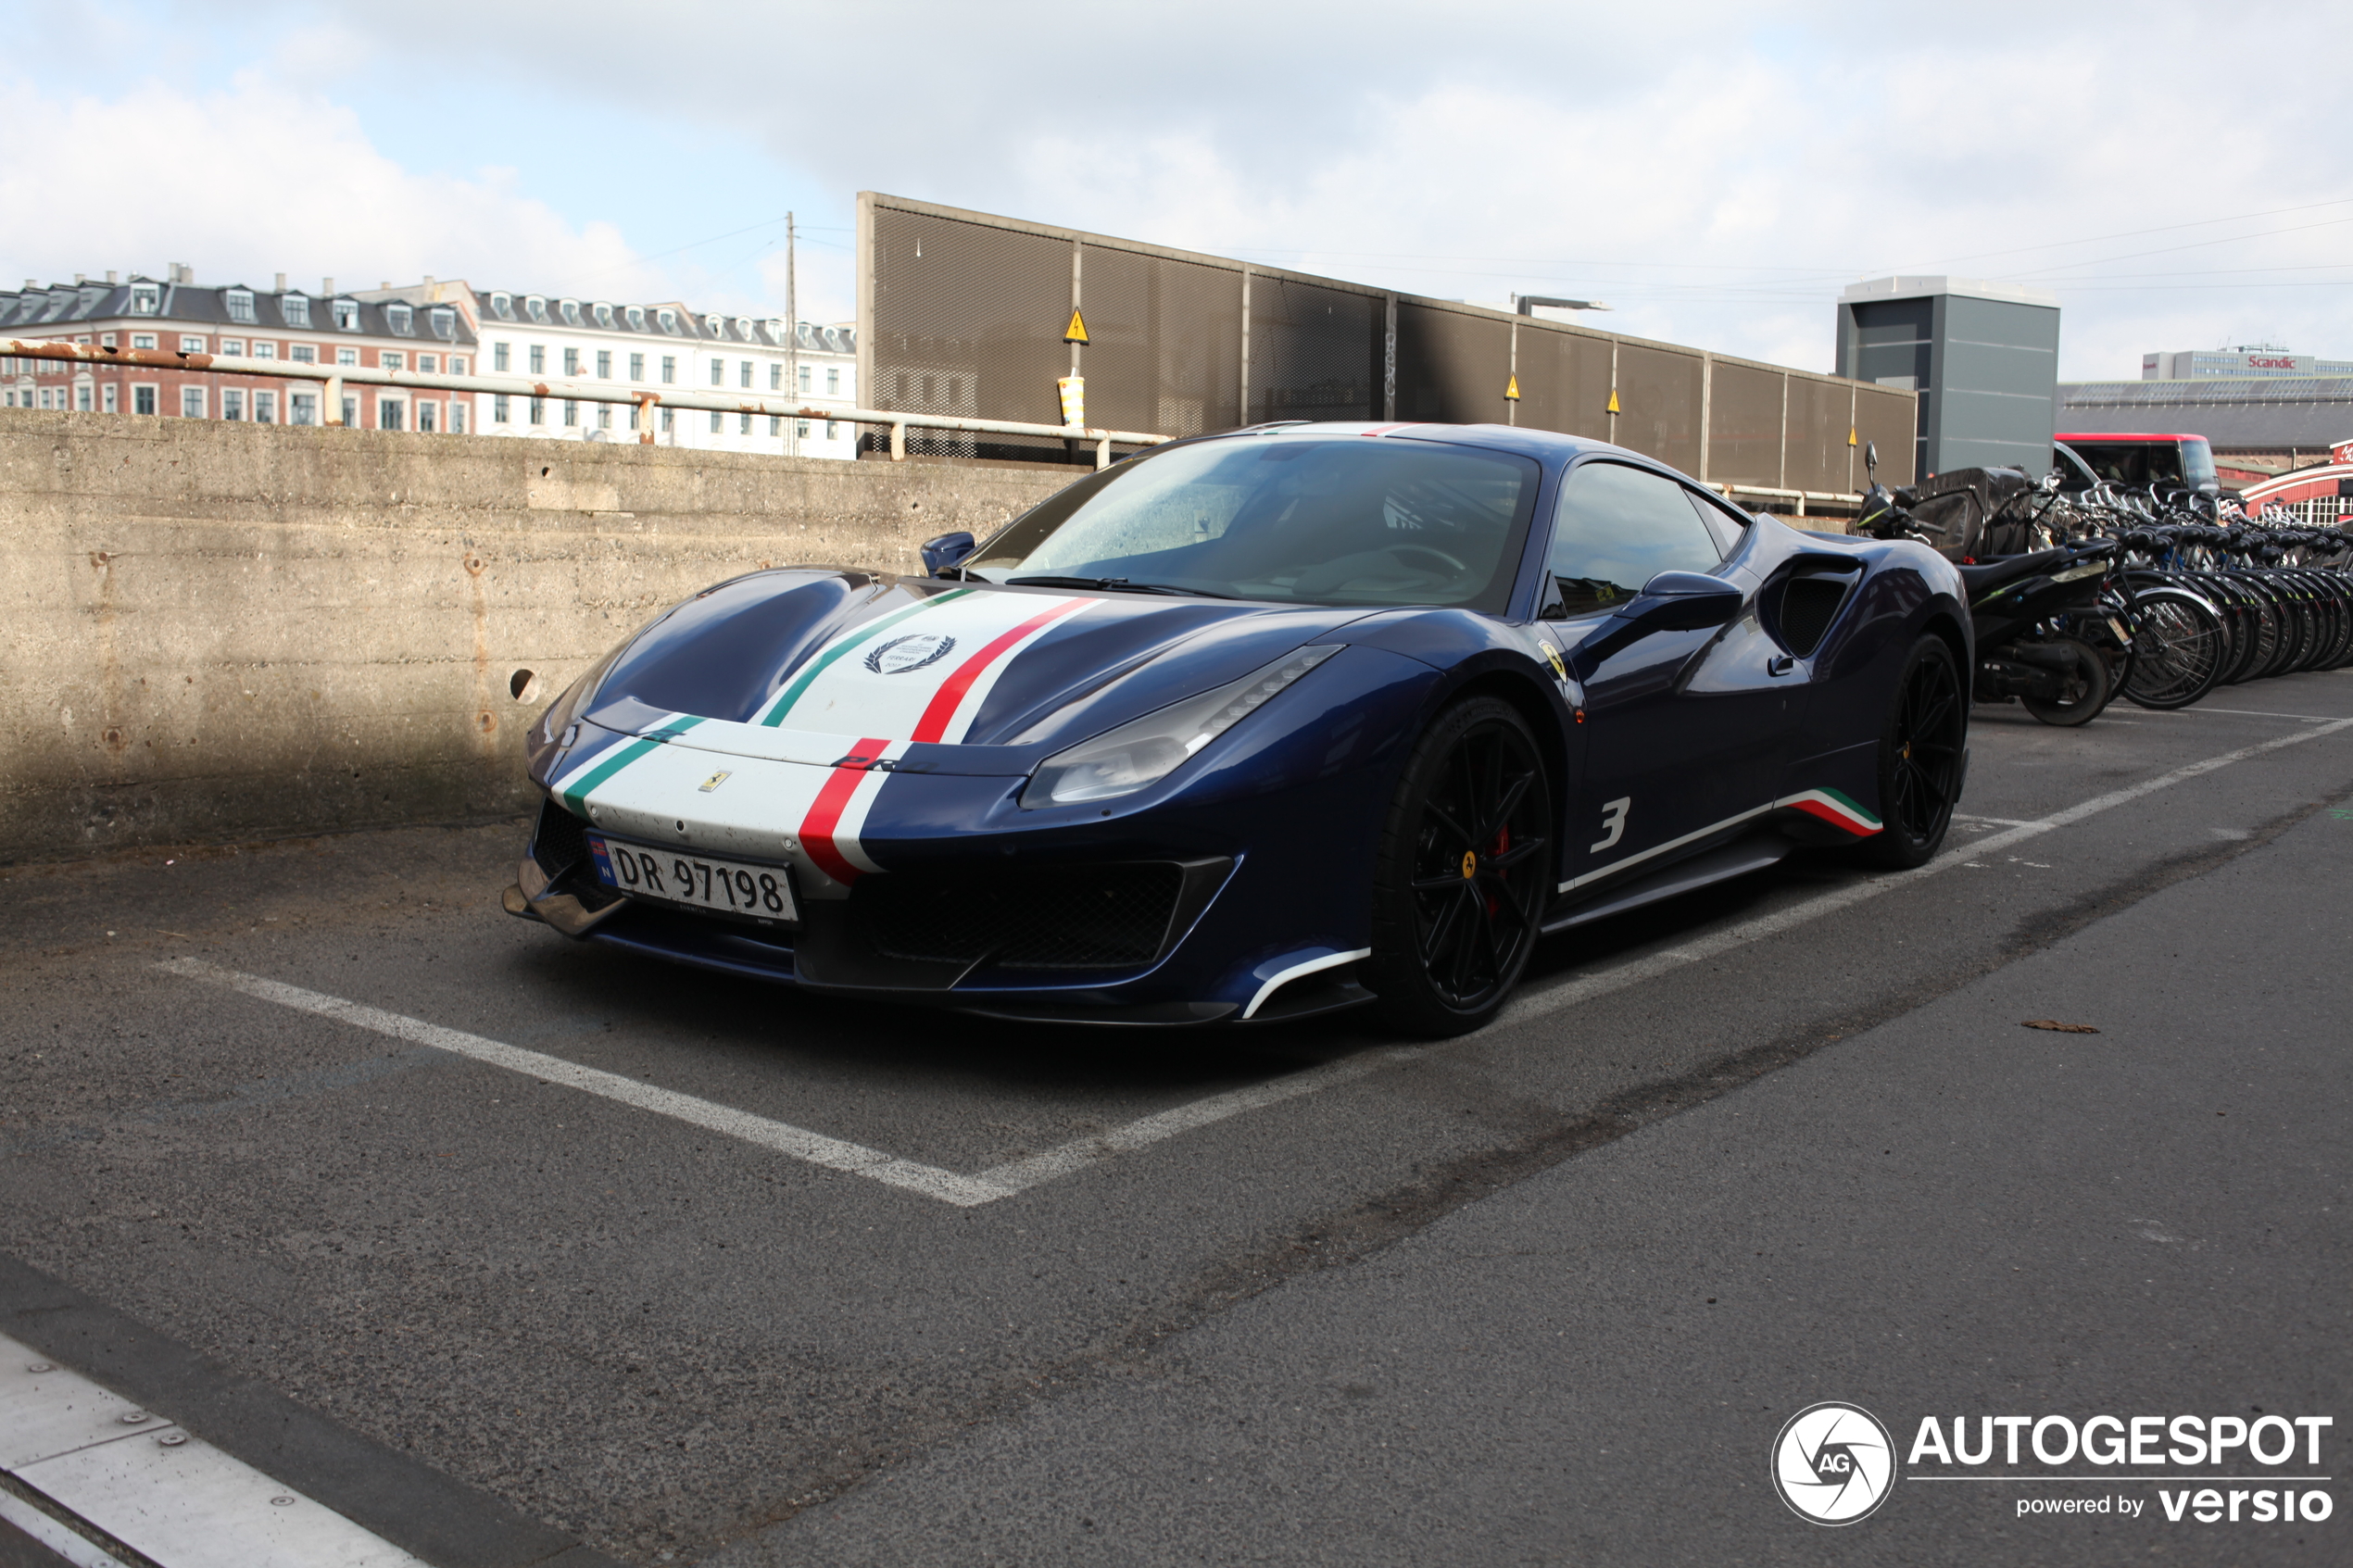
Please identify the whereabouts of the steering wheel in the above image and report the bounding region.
[1386,544,1468,575]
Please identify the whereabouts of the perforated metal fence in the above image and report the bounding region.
[860,193,1915,492]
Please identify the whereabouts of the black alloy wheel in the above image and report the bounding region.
[1367,696,1553,1036]
[1861,635,1965,869]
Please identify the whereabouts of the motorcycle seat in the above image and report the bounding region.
[1955,547,2077,596]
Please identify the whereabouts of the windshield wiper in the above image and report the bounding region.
[1006,575,1236,599]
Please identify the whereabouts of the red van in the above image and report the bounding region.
[2053,433,2219,496]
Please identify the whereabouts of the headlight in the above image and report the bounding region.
[1020,645,1341,809]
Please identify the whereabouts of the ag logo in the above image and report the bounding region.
[1771,1401,1895,1525]
[864,632,957,674]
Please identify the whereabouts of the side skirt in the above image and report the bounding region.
[1541,827,1794,935]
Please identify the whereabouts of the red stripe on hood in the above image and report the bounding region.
[800,736,889,884]
[912,598,1090,743]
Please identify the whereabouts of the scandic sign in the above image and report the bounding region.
[2246,356,2301,369]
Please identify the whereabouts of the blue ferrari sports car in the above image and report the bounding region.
[505,421,1970,1035]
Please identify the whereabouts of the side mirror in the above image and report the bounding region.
[919,531,975,576]
[1865,440,1879,476]
[1625,570,1743,632]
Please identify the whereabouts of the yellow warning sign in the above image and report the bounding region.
[1063,308,1089,345]
[1847,427,1858,446]
[1504,374,1520,402]
[1606,389,1621,415]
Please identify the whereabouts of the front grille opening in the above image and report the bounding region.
[1776,576,1850,658]
[855,862,1186,972]
[532,797,591,877]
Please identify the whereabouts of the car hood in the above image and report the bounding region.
[573,571,1380,772]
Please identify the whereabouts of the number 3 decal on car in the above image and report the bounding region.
[1591,797,1630,853]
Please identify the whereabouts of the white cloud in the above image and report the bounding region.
[0,69,646,300]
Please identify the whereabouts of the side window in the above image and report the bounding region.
[1685,487,1752,555]
[1543,461,1726,619]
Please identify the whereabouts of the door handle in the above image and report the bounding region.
[1767,655,1797,676]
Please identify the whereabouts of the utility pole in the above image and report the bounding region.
[785,212,799,458]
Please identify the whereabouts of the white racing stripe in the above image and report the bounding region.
[0,1332,427,1568]
[158,717,2353,1207]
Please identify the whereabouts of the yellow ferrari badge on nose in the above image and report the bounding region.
[698,770,733,793]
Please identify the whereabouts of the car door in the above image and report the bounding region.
[1539,460,1798,894]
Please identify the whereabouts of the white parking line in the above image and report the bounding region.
[1497,714,2353,1028]
[0,1332,428,1568]
[158,959,1419,1209]
[158,715,2353,1208]
[2185,708,2337,721]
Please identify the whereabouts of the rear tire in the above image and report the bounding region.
[1860,635,1965,870]
[1366,696,1553,1037]
[2020,637,2110,726]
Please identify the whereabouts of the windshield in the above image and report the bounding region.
[2181,436,2217,489]
[966,435,1541,611]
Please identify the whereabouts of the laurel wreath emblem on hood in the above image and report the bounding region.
[863,632,959,674]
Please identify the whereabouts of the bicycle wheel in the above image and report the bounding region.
[2121,588,2227,709]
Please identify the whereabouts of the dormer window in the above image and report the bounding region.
[281,293,310,327]
[764,320,787,345]
[703,314,724,337]
[490,293,514,320]
[525,296,548,324]
[333,298,359,331]
[130,284,160,315]
[734,317,755,343]
[593,302,614,329]
[386,304,414,336]
[560,299,582,326]
[625,306,646,331]
[429,307,456,341]
[656,308,678,334]
[225,288,256,322]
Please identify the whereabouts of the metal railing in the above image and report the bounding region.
[1708,482,1862,516]
[4,338,1172,469]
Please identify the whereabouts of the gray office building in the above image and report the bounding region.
[1835,276,2060,478]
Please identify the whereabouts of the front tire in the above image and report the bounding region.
[1366,696,1553,1037]
[1860,635,1965,869]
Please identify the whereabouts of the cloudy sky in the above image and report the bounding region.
[6,0,2347,381]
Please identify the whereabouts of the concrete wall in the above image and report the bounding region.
[0,408,1077,863]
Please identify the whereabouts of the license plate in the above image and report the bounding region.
[587,834,799,925]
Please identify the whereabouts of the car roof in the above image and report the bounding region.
[1212,420,1634,466]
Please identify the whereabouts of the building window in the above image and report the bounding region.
[769,415,781,435]
[251,342,276,360]
[417,353,436,373]
[490,293,513,320]
[825,420,839,441]
[342,395,358,426]
[290,345,315,363]
[182,386,206,418]
[625,306,645,331]
[596,349,610,378]
[770,363,782,391]
[661,356,675,384]
[628,405,640,432]
[75,383,92,411]
[494,342,510,372]
[598,405,612,430]
[593,303,613,329]
[739,412,751,434]
[222,389,244,420]
[132,333,157,350]
[563,400,577,427]
[710,358,724,387]
[386,304,413,336]
[379,399,403,431]
[430,307,456,341]
[103,383,120,414]
[629,352,644,382]
[100,332,117,349]
[799,365,812,393]
[656,308,677,333]
[827,368,841,395]
[529,396,545,425]
[255,391,275,423]
[226,288,256,322]
[131,284,160,314]
[563,347,580,376]
[382,351,404,372]
[419,402,437,433]
[181,334,207,354]
[493,393,510,423]
[525,297,549,324]
[560,300,581,326]
[333,299,359,331]
[337,348,358,367]
[739,360,753,389]
[796,420,811,439]
[528,345,546,374]
[281,294,310,327]
[290,392,315,424]
[134,384,157,415]
[661,408,674,432]
[450,401,467,433]
[709,410,722,433]
[451,357,467,375]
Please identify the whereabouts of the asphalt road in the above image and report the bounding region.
[3,672,2349,1566]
